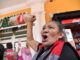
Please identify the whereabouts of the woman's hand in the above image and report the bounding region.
[24,14,36,23]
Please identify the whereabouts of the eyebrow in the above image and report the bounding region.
[43,25,46,28]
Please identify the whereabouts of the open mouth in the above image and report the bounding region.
[42,35,48,42]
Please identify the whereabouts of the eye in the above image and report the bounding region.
[43,27,45,30]
[43,26,46,30]
[48,26,54,29]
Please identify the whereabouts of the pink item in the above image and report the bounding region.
[18,56,23,60]
[21,48,32,60]
[18,43,21,47]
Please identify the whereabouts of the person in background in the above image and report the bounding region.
[25,15,80,60]
[0,44,5,60]
[74,38,80,56]
[13,47,21,60]
[15,43,23,60]
[21,44,32,60]
[13,44,32,60]
[4,42,16,60]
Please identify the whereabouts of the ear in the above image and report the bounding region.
[58,32,64,39]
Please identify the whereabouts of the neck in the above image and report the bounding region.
[44,44,53,50]
[44,46,48,50]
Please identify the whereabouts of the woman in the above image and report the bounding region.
[26,15,79,60]
[21,45,32,60]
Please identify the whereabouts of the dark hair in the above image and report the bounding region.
[0,44,5,60]
[52,20,65,41]
[7,42,13,49]
[52,21,64,32]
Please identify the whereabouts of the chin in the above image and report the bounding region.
[42,42,50,46]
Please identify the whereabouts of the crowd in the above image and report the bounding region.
[0,43,32,60]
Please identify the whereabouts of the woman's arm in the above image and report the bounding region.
[26,15,39,52]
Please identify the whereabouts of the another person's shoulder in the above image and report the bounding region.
[59,42,80,60]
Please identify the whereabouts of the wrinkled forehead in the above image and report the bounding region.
[44,21,58,27]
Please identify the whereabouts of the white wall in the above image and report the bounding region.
[0,0,26,9]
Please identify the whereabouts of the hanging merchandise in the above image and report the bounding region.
[1,17,12,27]
[0,12,30,27]
[64,29,74,41]
[17,13,31,24]
[9,15,18,25]
[8,13,35,26]
[17,14,25,24]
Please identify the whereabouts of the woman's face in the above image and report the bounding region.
[41,22,64,47]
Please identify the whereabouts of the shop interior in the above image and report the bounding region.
[52,10,80,51]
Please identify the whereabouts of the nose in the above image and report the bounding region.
[42,28,49,33]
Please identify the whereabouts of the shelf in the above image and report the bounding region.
[0,24,27,30]
[0,32,13,35]
[0,37,11,40]
[0,29,27,35]
[16,29,26,32]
